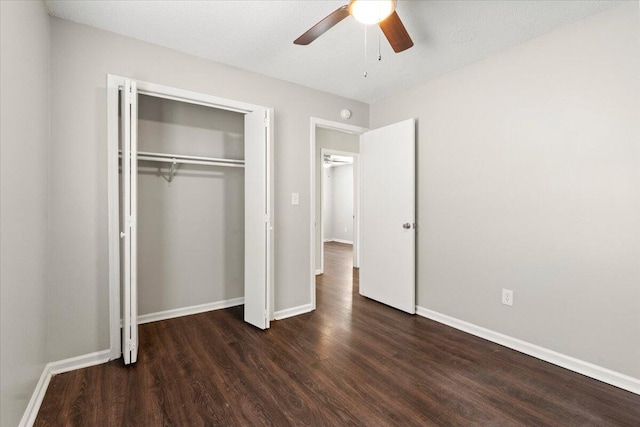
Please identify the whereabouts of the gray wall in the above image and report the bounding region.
[0,1,50,425]
[325,165,354,243]
[370,3,640,378]
[136,95,245,316]
[48,17,368,361]
[315,128,360,270]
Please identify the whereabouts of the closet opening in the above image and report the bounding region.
[107,76,273,364]
[132,94,246,325]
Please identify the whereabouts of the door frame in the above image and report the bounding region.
[107,74,274,360]
[319,148,360,274]
[309,117,367,310]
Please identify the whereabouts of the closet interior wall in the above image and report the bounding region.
[121,94,245,317]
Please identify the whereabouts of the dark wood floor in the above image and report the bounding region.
[37,242,640,426]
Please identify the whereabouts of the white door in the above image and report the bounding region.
[244,109,272,329]
[360,119,415,314]
[121,80,139,364]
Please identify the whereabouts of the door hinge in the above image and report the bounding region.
[127,340,136,352]
[127,216,136,228]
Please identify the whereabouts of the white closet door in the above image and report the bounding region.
[244,109,271,329]
[121,80,139,364]
[360,119,416,314]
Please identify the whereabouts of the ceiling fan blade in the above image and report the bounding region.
[378,11,414,53]
[294,5,350,45]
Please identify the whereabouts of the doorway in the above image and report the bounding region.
[310,117,417,315]
[310,118,367,310]
[320,149,358,270]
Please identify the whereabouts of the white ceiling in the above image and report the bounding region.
[45,0,623,103]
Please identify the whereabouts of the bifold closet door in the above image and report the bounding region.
[244,109,271,329]
[121,80,139,364]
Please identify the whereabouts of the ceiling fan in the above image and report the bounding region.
[294,0,414,53]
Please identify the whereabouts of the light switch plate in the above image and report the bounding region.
[291,193,299,205]
[502,288,513,306]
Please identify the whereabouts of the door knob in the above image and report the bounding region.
[402,223,411,229]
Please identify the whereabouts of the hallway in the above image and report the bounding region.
[316,241,357,316]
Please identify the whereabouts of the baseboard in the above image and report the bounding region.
[415,307,640,395]
[19,365,51,427]
[20,349,111,427]
[324,238,353,245]
[274,303,314,320]
[138,297,245,325]
[332,238,353,244]
[315,269,323,275]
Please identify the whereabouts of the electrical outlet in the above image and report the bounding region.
[502,288,513,306]
[291,193,299,205]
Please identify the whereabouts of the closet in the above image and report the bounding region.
[107,76,273,365]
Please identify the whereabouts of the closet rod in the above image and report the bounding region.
[118,150,245,168]
[137,155,245,168]
[138,151,244,165]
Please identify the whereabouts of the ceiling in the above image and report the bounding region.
[45,0,623,104]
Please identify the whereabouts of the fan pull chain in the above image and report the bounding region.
[364,25,368,78]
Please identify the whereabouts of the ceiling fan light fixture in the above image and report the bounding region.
[349,0,396,25]
[294,0,412,53]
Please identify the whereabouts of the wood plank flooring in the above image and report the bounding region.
[36,242,640,426]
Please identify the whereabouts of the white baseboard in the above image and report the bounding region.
[315,269,323,275]
[415,306,640,395]
[274,303,313,320]
[138,297,245,325]
[324,238,353,245]
[20,349,111,427]
[19,366,51,427]
[332,238,353,244]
